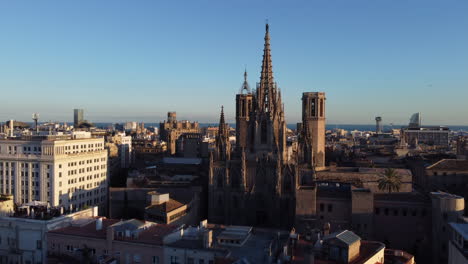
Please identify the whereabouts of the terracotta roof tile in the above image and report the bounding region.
[146,199,185,214]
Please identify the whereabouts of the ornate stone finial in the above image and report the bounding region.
[240,69,251,94]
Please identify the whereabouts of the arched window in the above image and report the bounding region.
[320,99,324,117]
[310,99,316,117]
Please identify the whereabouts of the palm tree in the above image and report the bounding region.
[378,168,402,193]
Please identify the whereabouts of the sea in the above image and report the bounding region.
[94,123,468,133]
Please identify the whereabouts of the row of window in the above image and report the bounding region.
[174,256,213,264]
[67,166,104,176]
[23,146,42,153]
[20,172,50,178]
[20,180,49,187]
[20,163,43,169]
[375,207,427,217]
[20,190,50,196]
[433,171,461,176]
[68,158,105,167]
[0,171,15,177]
[54,245,160,264]
[319,203,333,212]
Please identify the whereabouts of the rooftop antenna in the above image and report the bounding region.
[32,113,39,134]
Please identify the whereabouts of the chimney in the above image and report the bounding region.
[9,120,14,137]
[203,230,213,248]
[323,222,331,236]
[200,219,208,229]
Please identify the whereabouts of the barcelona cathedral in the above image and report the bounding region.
[208,24,326,230]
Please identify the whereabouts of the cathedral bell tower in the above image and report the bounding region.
[301,92,326,169]
[236,70,253,151]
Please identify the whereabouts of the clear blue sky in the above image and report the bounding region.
[1,0,467,125]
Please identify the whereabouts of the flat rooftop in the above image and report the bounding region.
[449,222,468,240]
[374,192,430,204]
[431,191,464,200]
[49,218,176,246]
[162,157,202,165]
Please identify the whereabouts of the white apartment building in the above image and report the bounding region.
[0,132,108,210]
[0,206,98,264]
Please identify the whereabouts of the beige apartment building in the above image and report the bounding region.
[0,132,108,210]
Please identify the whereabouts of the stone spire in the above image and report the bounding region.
[219,106,225,129]
[216,106,230,161]
[240,69,251,94]
[258,23,276,112]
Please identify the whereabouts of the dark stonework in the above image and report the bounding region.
[209,24,325,230]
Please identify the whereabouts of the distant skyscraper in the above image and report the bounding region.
[375,116,383,134]
[409,112,421,128]
[73,109,84,127]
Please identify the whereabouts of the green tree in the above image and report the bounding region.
[378,168,402,193]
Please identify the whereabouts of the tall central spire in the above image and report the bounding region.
[219,106,225,128]
[258,23,276,112]
[260,23,273,84]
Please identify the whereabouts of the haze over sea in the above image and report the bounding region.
[93,123,468,132]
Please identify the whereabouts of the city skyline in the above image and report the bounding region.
[1,0,467,125]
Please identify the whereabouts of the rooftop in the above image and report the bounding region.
[146,199,185,214]
[426,159,468,171]
[166,223,288,263]
[49,218,176,246]
[374,192,430,204]
[162,157,202,165]
[431,191,464,200]
[49,218,119,239]
[384,249,415,264]
[292,238,385,264]
[449,222,468,240]
[317,184,352,199]
[323,230,361,246]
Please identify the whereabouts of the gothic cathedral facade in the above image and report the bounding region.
[209,24,326,230]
